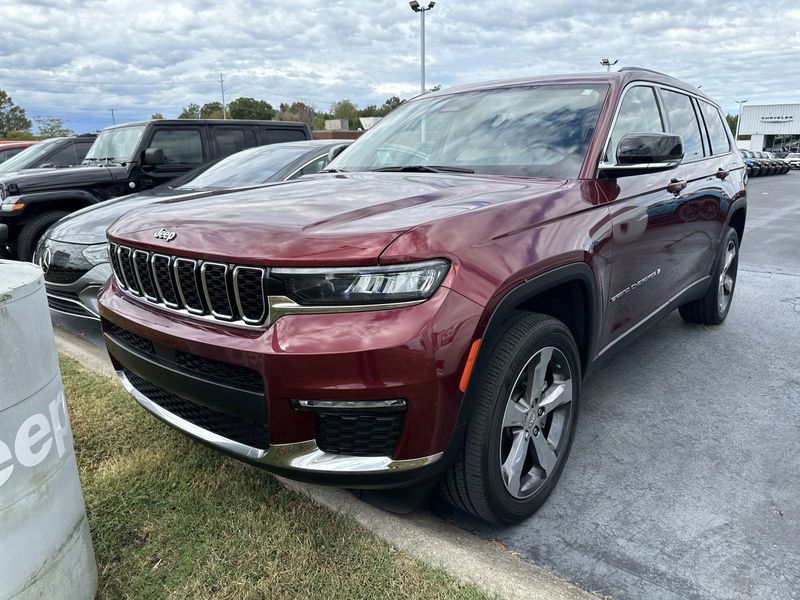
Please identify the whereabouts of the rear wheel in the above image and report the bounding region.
[439,312,581,524]
[679,227,739,325]
[16,210,70,262]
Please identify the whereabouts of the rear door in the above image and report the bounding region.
[657,88,735,292]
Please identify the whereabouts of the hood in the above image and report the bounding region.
[107,172,564,265]
[46,187,210,245]
[0,164,127,191]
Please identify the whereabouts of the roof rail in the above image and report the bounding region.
[617,67,671,76]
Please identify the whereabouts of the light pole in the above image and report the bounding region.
[600,58,618,72]
[410,1,435,94]
[734,99,748,142]
[107,108,117,125]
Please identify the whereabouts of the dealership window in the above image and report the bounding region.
[699,102,731,155]
[765,134,800,154]
[607,86,664,161]
[660,89,704,161]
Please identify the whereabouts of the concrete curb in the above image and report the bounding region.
[54,326,597,600]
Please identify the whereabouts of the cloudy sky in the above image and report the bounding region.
[1,0,799,133]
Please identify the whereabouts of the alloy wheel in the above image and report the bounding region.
[718,239,737,313]
[499,346,573,500]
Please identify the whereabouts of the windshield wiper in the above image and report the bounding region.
[370,165,474,174]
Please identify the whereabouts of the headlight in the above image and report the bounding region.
[82,243,111,265]
[271,259,449,306]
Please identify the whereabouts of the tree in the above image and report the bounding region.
[0,90,32,137]
[178,103,200,119]
[151,112,165,120]
[200,101,227,119]
[383,96,403,112]
[331,99,360,130]
[228,97,275,120]
[33,116,73,138]
[277,101,316,128]
[725,114,737,136]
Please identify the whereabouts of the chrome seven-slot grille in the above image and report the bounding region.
[109,242,268,326]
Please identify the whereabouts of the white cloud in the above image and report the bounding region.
[0,0,798,132]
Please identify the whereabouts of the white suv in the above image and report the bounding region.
[784,153,800,169]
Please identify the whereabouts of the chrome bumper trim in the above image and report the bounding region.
[118,370,441,474]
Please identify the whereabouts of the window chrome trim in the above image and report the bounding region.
[285,153,329,180]
[119,370,441,474]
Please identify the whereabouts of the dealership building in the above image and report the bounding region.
[736,103,800,153]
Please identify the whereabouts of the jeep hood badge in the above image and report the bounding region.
[154,228,177,242]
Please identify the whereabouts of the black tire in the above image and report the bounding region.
[15,210,70,262]
[679,227,739,325]
[439,312,581,524]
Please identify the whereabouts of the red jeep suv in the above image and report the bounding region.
[99,68,746,524]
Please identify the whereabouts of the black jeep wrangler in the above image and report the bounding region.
[0,119,311,260]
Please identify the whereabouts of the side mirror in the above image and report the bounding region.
[142,148,165,166]
[327,144,349,164]
[601,133,683,177]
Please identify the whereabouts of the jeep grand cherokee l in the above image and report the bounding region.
[99,68,747,524]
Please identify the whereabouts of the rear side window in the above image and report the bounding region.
[289,155,328,179]
[266,129,307,144]
[608,86,663,161]
[213,128,256,157]
[660,90,704,161]
[699,102,731,155]
[148,129,204,165]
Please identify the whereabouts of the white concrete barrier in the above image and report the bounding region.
[0,261,97,600]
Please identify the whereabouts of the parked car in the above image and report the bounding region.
[0,135,95,174]
[765,151,789,174]
[739,149,759,177]
[0,140,37,164]
[36,140,350,320]
[785,152,800,169]
[99,68,746,524]
[0,119,311,261]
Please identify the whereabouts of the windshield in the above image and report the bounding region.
[0,139,59,173]
[174,144,312,190]
[85,125,146,162]
[787,153,800,158]
[329,84,608,179]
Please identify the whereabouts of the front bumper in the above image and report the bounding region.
[99,277,482,487]
[45,262,111,320]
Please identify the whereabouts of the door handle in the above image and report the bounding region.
[666,178,687,195]
[715,168,729,180]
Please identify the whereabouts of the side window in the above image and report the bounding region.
[289,156,328,179]
[607,86,663,162]
[44,143,80,166]
[213,128,255,158]
[73,141,94,163]
[266,129,307,144]
[148,129,203,165]
[660,90,704,161]
[699,102,731,155]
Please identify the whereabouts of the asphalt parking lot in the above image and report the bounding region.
[52,172,800,600]
[435,171,800,600]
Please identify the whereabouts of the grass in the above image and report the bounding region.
[60,355,487,600]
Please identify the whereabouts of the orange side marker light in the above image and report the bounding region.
[459,339,481,392]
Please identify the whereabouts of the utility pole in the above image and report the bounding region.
[600,58,618,72]
[734,99,748,142]
[107,108,117,125]
[219,73,227,120]
[410,1,436,94]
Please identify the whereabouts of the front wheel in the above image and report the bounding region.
[439,312,581,524]
[16,210,70,262]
